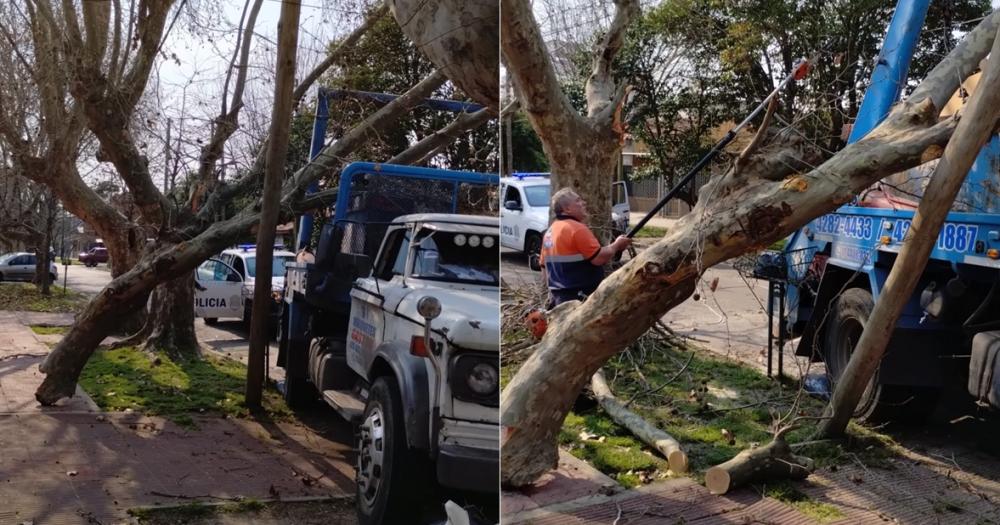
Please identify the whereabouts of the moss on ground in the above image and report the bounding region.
[30,325,69,335]
[554,340,898,487]
[764,481,845,522]
[79,346,290,428]
[0,283,87,313]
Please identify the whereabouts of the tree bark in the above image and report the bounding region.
[246,0,300,409]
[388,0,499,111]
[34,191,57,295]
[703,435,813,495]
[816,31,1000,439]
[501,0,636,238]
[590,369,688,473]
[144,272,198,358]
[500,10,1000,487]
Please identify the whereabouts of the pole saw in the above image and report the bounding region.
[625,57,812,238]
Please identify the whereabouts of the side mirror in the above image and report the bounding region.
[504,200,522,211]
[528,254,542,272]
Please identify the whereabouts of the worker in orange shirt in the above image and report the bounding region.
[540,188,631,306]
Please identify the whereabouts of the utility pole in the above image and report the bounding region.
[246,0,301,409]
[505,112,513,176]
[164,118,172,194]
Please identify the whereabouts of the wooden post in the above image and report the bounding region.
[246,0,301,409]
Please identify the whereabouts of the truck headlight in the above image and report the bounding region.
[449,353,499,406]
[467,362,498,395]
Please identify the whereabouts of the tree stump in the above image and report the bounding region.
[704,436,813,495]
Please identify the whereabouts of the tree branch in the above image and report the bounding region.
[501,0,582,136]
[191,69,449,231]
[586,0,639,119]
[291,4,388,109]
[387,107,493,165]
[910,9,1000,111]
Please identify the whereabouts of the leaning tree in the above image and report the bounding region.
[11,0,499,404]
[500,0,1000,486]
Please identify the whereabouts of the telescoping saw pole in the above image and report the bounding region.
[626,58,812,237]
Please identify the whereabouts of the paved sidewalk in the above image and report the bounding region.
[0,311,354,524]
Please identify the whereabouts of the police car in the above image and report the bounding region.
[194,244,296,327]
[499,173,630,256]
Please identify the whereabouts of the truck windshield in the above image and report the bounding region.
[411,229,499,286]
[523,185,550,207]
[245,255,293,278]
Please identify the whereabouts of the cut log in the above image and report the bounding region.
[704,436,814,495]
[590,368,689,473]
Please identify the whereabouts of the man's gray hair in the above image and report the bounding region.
[551,188,579,215]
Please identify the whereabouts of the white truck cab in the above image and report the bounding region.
[194,245,295,326]
[499,173,630,255]
[346,214,499,517]
[283,213,499,523]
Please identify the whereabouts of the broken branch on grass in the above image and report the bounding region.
[591,368,689,473]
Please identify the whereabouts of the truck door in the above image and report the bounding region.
[612,181,631,233]
[194,259,244,319]
[348,227,411,376]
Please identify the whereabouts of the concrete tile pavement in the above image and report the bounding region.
[0,311,354,524]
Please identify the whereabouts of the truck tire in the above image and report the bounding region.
[204,318,219,326]
[825,287,936,423]
[525,232,542,258]
[356,376,421,525]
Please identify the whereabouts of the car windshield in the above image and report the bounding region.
[245,255,293,278]
[410,228,499,286]
[523,184,550,207]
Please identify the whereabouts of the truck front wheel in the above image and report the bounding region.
[825,288,936,423]
[356,376,420,525]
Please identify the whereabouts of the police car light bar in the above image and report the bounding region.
[237,244,286,251]
[512,172,550,180]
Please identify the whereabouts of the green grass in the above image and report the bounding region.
[764,481,845,522]
[553,340,898,488]
[30,325,69,335]
[79,346,290,428]
[634,226,668,238]
[0,283,87,313]
[560,411,669,487]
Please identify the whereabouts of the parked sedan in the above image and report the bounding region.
[0,252,58,283]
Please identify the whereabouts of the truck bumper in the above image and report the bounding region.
[436,443,498,493]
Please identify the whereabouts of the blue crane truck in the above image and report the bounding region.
[764,0,1000,421]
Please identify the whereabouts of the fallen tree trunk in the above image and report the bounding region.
[704,432,814,495]
[590,368,688,474]
[388,0,499,111]
[35,71,448,405]
[500,11,1000,487]
[817,31,1000,439]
